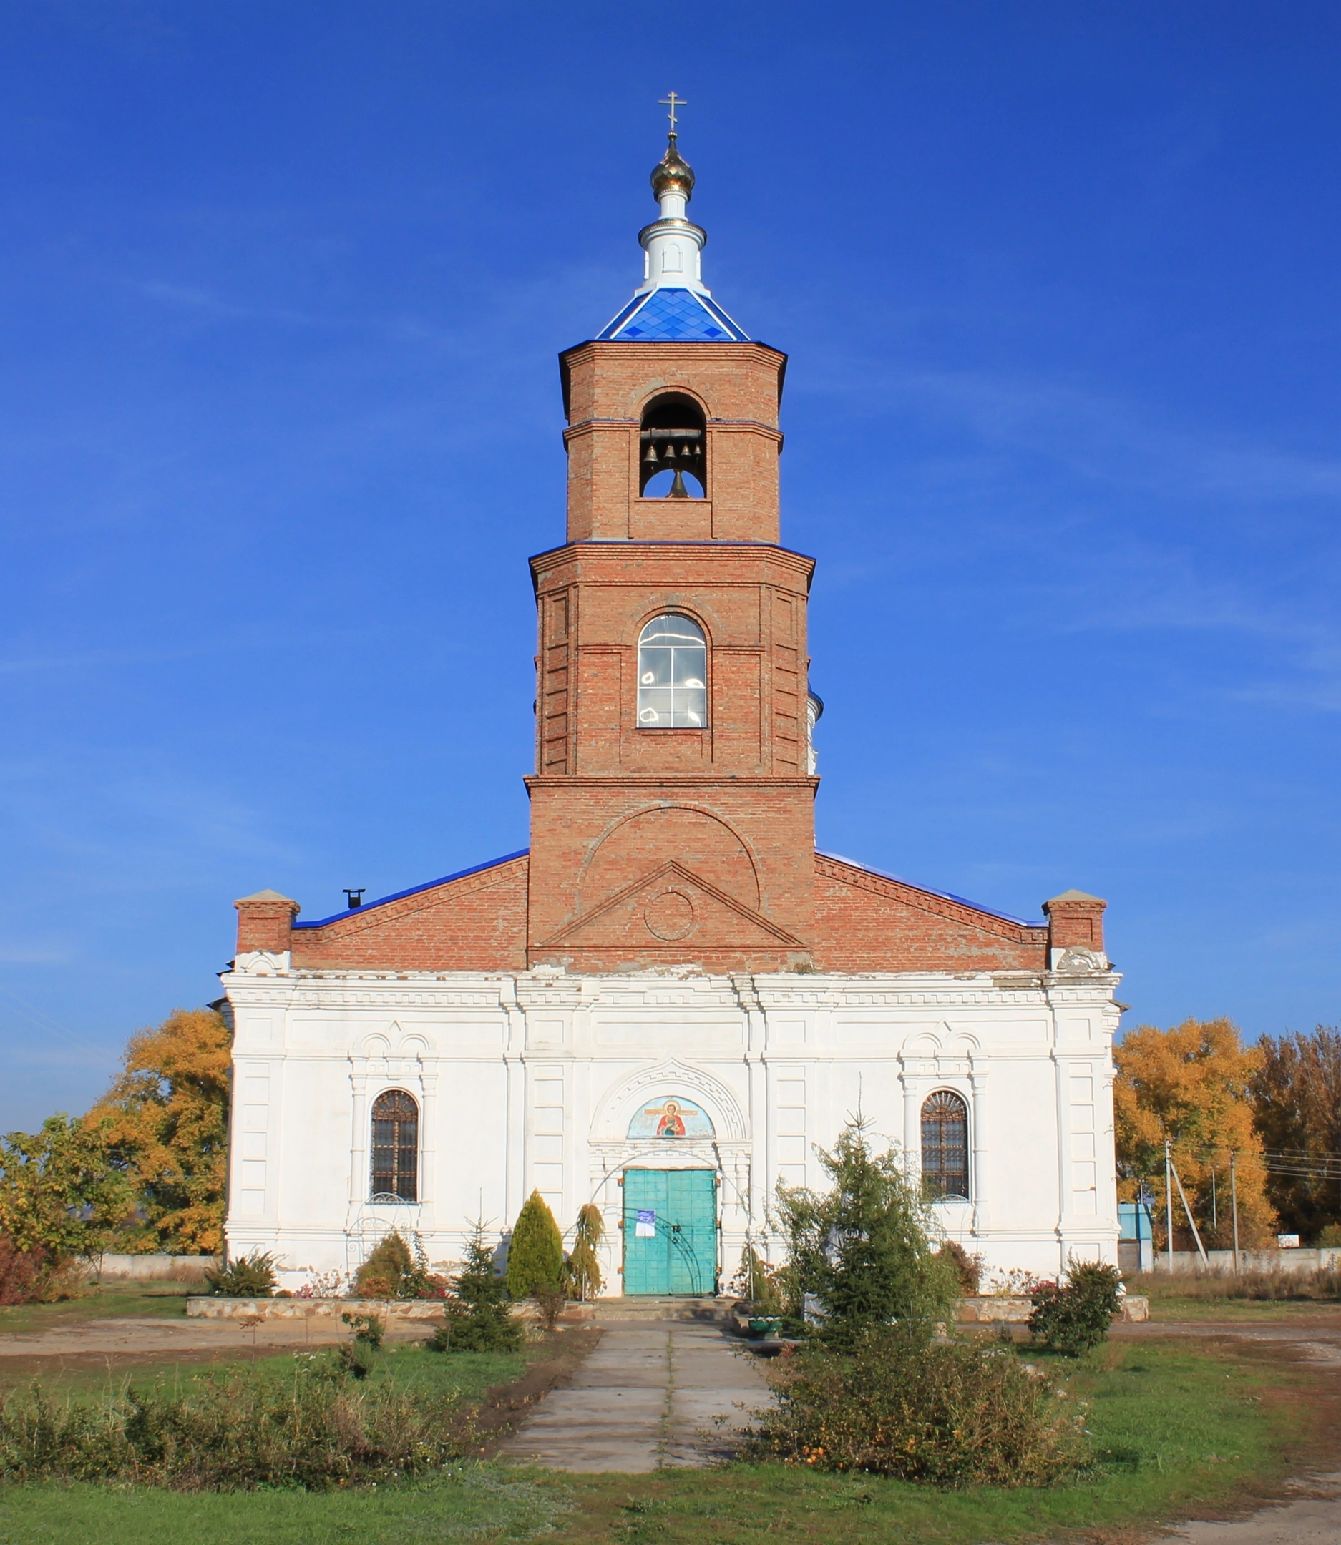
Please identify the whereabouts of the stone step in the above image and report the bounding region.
[589,1295,730,1324]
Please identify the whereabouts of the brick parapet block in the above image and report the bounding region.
[1043,890,1107,953]
[234,891,300,955]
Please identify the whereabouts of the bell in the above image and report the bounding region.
[668,468,689,499]
[644,444,658,464]
[661,444,674,461]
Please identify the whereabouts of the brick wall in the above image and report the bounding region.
[242,848,1069,976]
[811,854,1049,973]
[286,855,528,972]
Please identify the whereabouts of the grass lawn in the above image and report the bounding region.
[1,1333,534,1400]
[0,1337,1310,1545]
[0,1281,191,1335]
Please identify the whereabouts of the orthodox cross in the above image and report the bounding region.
[659,91,687,135]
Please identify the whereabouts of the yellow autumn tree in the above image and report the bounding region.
[1114,1017,1276,1249]
[86,1007,231,1254]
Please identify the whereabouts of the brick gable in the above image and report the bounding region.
[286,854,528,972]
[811,853,1049,973]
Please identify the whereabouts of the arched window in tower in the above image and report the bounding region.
[637,614,707,728]
[640,392,706,499]
[370,1089,418,1202]
[921,1089,970,1201]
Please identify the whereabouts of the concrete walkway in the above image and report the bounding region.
[500,1318,768,1472]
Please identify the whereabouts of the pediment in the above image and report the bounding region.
[540,859,803,953]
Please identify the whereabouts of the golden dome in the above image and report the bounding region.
[651,135,695,202]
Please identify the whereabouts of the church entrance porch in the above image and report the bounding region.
[622,1168,717,1296]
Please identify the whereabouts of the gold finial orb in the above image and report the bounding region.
[651,136,695,202]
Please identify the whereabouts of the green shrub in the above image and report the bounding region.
[532,1286,566,1331]
[1318,1222,1341,1248]
[0,1236,55,1306]
[733,1244,784,1313]
[427,1220,522,1355]
[773,1118,958,1348]
[1029,1260,1123,1356]
[937,1239,983,1296]
[342,1310,386,1350]
[745,1326,1088,1486]
[352,1230,445,1300]
[0,1363,464,1489]
[506,1191,563,1300]
[335,1310,386,1376]
[203,1251,276,1298]
[334,1339,377,1380]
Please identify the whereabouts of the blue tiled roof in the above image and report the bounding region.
[598,287,748,343]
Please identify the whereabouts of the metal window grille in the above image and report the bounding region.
[921,1089,970,1200]
[370,1089,418,1202]
[637,614,707,728]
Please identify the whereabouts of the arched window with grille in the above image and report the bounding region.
[921,1089,970,1201]
[370,1089,418,1202]
[637,614,707,728]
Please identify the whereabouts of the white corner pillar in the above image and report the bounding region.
[969,1066,990,1234]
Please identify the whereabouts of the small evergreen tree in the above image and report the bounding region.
[566,1202,605,1301]
[430,1218,521,1353]
[506,1190,564,1300]
[773,1117,957,1348]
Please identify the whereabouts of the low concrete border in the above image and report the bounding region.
[186,1296,447,1321]
[957,1294,1150,1323]
[188,1293,1150,1325]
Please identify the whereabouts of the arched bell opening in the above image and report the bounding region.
[639,392,706,499]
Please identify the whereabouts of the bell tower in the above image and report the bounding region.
[526,118,818,972]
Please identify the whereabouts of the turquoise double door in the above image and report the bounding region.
[622,1168,717,1296]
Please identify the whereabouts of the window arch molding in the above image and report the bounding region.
[920,1088,970,1202]
[369,1087,419,1203]
[636,611,708,729]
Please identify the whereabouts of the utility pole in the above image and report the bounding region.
[1230,1150,1241,1273]
[1171,1157,1209,1267]
[1165,1136,1175,1273]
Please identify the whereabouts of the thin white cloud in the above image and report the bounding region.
[807,359,1341,507]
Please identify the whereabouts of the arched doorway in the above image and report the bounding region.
[620,1093,717,1295]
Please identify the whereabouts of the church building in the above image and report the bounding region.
[223,120,1122,1294]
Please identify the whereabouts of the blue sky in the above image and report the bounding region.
[2,2,1338,1132]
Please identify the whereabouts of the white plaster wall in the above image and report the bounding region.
[224,957,1121,1291]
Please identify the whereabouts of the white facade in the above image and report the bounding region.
[224,949,1121,1291]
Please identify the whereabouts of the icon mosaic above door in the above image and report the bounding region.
[627,1094,713,1140]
